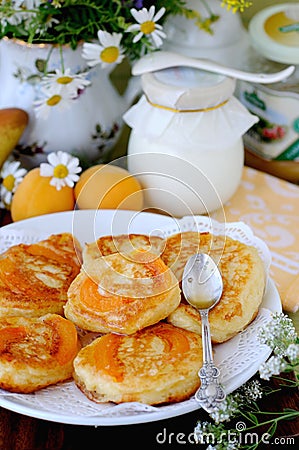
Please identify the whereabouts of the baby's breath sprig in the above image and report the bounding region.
[194,313,299,449]
[258,312,299,381]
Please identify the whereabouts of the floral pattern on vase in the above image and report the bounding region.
[0,38,130,166]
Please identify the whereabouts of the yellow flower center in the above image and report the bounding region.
[100,46,120,63]
[47,95,62,107]
[56,76,73,85]
[53,164,69,179]
[2,174,15,192]
[140,21,155,35]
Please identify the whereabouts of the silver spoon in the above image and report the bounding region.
[132,50,295,84]
[182,253,226,413]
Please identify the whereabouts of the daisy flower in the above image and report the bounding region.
[40,151,82,191]
[40,68,91,97]
[126,6,166,48]
[33,89,75,119]
[82,31,125,69]
[0,160,27,209]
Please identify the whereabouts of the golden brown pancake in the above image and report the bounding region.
[161,231,201,281]
[27,232,82,274]
[167,232,265,343]
[0,314,79,393]
[82,233,165,264]
[64,249,181,334]
[0,233,82,318]
[73,322,203,405]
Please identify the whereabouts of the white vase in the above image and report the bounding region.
[0,38,134,166]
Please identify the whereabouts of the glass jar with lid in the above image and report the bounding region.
[236,3,299,183]
[123,67,257,217]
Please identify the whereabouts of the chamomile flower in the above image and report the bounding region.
[40,68,90,97]
[126,6,166,48]
[82,31,125,69]
[0,160,27,209]
[40,151,82,191]
[33,89,75,119]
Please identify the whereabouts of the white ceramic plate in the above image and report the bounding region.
[0,210,281,426]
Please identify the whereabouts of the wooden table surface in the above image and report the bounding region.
[0,376,298,449]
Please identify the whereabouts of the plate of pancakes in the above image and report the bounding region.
[0,209,281,425]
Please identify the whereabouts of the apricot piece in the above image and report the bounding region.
[11,167,75,221]
[44,315,78,366]
[74,164,144,210]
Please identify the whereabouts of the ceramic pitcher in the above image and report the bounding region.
[0,38,136,166]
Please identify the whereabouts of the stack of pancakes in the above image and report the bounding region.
[66,231,265,405]
[0,233,81,393]
[0,229,266,406]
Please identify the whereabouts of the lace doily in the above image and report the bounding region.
[0,214,279,425]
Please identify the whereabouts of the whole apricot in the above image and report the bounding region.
[74,164,143,210]
[11,167,75,222]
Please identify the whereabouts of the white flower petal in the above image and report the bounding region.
[151,32,164,48]
[49,177,63,190]
[153,7,166,22]
[148,5,156,21]
[47,152,60,167]
[126,24,140,33]
[40,163,54,177]
[133,32,143,43]
[14,168,27,179]
[58,151,69,166]
[82,43,103,57]
[151,29,167,47]
[154,24,164,31]
[130,8,141,23]
[3,191,12,205]
[64,177,75,188]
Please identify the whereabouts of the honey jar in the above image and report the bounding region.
[236,3,299,183]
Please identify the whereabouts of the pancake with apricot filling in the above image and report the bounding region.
[82,233,165,264]
[73,322,203,405]
[0,233,82,318]
[0,314,79,393]
[167,233,265,343]
[64,249,181,335]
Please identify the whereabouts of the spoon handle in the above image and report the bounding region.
[195,310,226,412]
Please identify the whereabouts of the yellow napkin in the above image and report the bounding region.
[213,166,299,313]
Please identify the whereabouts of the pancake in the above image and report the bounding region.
[82,233,165,264]
[0,233,82,318]
[73,322,203,405]
[64,249,181,334]
[0,314,79,393]
[27,232,82,274]
[167,232,265,343]
[161,231,201,282]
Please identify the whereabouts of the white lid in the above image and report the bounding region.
[249,3,299,65]
[141,67,236,110]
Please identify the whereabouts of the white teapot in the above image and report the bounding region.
[0,38,138,166]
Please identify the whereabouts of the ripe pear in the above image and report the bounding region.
[0,108,29,167]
